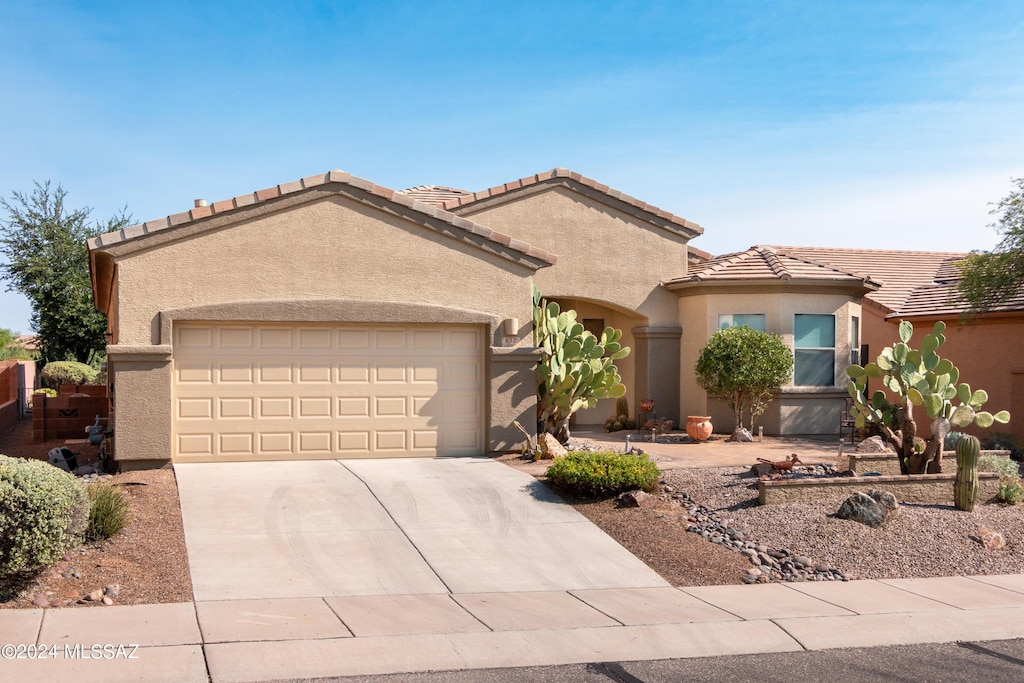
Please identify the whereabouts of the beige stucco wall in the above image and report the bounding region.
[113,196,535,346]
[102,195,543,463]
[462,186,691,424]
[679,288,862,435]
[461,186,688,326]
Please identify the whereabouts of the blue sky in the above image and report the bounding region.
[1,1,1022,333]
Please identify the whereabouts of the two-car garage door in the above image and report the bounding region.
[171,323,484,462]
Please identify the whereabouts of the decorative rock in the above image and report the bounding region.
[857,436,889,453]
[102,596,114,606]
[538,433,567,459]
[87,589,103,602]
[103,584,120,597]
[976,528,1006,551]
[836,490,899,528]
[750,462,775,477]
[32,594,49,608]
[617,490,657,508]
[731,428,754,442]
[746,567,762,577]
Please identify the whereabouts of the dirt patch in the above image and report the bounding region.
[1,418,192,609]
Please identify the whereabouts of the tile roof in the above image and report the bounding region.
[397,185,470,206]
[769,246,1024,318]
[442,168,704,239]
[87,170,556,268]
[667,245,880,289]
[775,246,969,315]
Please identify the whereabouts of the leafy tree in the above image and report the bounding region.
[0,182,130,364]
[695,326,794,436]
[533,288,629,443]
[0,327,32,360]
[958,177,1024,313]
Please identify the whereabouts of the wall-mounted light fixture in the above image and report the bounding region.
[503,318,520,336]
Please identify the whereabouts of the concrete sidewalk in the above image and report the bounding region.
[4,575,1024,682]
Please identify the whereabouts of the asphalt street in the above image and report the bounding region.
[297,638,1024,683]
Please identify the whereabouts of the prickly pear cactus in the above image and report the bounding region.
[954,434,981,511]
[533,287,630,442]
[847,320,1010,475]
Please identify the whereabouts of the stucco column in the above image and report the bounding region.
[488,346,542,452]
[107,345,173,470]
[631,326,682,427]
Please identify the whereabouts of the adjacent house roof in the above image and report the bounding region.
[776,246,965,315]
[438,168,704,240]
[766,246,1024,318]
[397,185,470,206]
[664,245,881,293]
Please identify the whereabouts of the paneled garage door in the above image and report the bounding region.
[171,323,484,462]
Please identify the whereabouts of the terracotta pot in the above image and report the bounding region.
[685,416,713,442]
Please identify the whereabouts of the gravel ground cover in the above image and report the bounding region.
[663,466,1024,581]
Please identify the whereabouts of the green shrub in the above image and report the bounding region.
[33,388,57,398]
[981,432,1023,462]
[0,455,88,575]
[546,450,660,497]
[40,361,98,387]
[998,478,1024,505]
[86,483,129,541]
[944,431,965,450]
[978,454,1021,479]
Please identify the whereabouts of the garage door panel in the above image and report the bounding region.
[219,397,254,419]
[173,323,484,461]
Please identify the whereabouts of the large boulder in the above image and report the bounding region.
[836,489,899,528]
[538,433,568,459]
[856,436,889,453]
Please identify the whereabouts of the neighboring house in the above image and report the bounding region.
[87,169,1021,467]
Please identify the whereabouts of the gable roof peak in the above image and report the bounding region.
[440,168,704,239]
[87,169,556,268]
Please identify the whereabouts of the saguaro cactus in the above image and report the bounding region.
[533,288,630,442]
[954,434,981,511]
[847,320,1010,474]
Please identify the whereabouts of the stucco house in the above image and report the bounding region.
[88,168,1020,468]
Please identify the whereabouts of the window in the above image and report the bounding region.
[850,316,860,366]
[794,314,835,386]
[718,314,766,332]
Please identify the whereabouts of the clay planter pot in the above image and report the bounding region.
[685,416,713,442]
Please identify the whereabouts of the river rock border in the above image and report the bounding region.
[665,485,848,584]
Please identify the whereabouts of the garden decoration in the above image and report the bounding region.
[847,320,1010,475]
[532,288,630,443]
[757,454,802,471]
[685,416,713,442]
[954,434,981,512]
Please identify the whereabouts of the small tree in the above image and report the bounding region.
[958,177,1024,314]
[847,320,1010,475]
[695,326,793,436]
[533,288,630,443]
[0,181,130,364]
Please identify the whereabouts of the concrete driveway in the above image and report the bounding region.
[175,457,667,602]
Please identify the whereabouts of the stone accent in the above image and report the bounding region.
[538,433,567,460]
[758,472,1001,505]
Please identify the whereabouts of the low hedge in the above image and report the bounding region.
[546,450,660,497]
[40,361,98,387]
[0,455,88,575]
